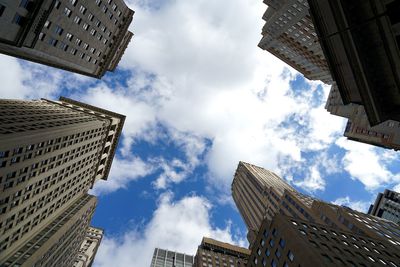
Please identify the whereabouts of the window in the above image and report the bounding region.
[69,0,77,6]
[20,0,31,8]
[117,10,121,17]
[97,34,102,40]
[271,259,277,267]
[287,250,294,262]
[63,7,72,17]
[90,29,96,35]
[279,238,286,248]
[38,32,45,41]
[83,43,88,49]
[96,0,102,6]
[54,25,63,35]
[90,47,96,53]
[102,6,107,13]
[82,23,89,30]
[48,38,58,46]
[66,32,73,41]
[73,16,81,24]
[70,48,77,55]
[269,239,274,247]
[265,249,270,257]
[88,13,94,21]
[79,5,86,14]
[0,5,5,17]
[13,14,26,26]
[60,42,68,51]
[75,38,81,45]
[275,249,281,259]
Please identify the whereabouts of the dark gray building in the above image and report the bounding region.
[308,0,400,126]
[368,189,400,224]
[0,0,134,78]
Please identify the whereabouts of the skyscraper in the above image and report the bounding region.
[193,237,250,267]
[73,226,104,267]
[232,162,400,266]
[0,97,125,266]
[326,84,400,151]
[0,0,134,78]
[258,0,332,84]
[368,189,400,224]
[308,0,400,126]
[150,248,194,267]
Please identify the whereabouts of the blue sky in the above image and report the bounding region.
[1,0,400,266]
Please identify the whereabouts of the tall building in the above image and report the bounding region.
[248,213,400,267]
[73,226,104,267]
[258,0,332,84]
[0,97,125,266]
[193,237,250,267]
[0,0,134,78]
[326,84,400,151]
[368,189,400,224]
[308,0,400,126]
[232,162,400,252]
[150,248,194,267]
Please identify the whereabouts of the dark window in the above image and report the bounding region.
[271,259,277,267]
[0,5,5,17]
[275,249,281,259]
[54,0,61,9]
[12,14,26,26]
[48,38,58,46]
[279,238,286,248]
[54,25,63,35]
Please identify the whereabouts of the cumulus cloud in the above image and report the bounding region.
[91,156,154,195]
[93,193,245,267]
[332,196,370,213]
[336,137,400,190]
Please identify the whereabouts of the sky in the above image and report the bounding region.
[1,0,400,266]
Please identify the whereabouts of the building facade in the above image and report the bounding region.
[0,97,125,266]
[73,226,104,267]
[326,84,400,150]
[308,0,400,125]
[368,189,400,224]
[258,0,332,83]
[0,0,134,78]
[193,237,250,267]
[232,162,400,267]
[248,213,400,267]
[150,248,194,267]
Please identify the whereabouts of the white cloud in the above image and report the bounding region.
[332,196,370,213]
[91,156,154,195]
[294,165,326,192]
[336,137,400,190]
[93,193,245,267]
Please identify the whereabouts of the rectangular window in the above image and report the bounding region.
[90,29,96,36]
[73,16,81,24]
[65,32,73,41]
[12,14,26,26]
[63,7,71,17]
[112,4,117,10]
[82,23,89,30]
[70,48,77,55]
[0,5,5,17]
[54,0,61,9]
[54,25,63,35]
[75,38,81,45]
[79,5,86,14]
[20,0,30,8]
[38,32,45,40]
[60,42,68,51]
[88,13,93,21]
[48,38,58,47]
[83,43,89,50]
[96,0,102,6]
[69,0,77,6]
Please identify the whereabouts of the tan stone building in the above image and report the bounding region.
[73,226,104,267]
[258,0,332,84]
[232,162,400,266]
[194,237,250,267]
[0,0,134,78]
[0,97,125,266]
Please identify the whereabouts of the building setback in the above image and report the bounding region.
[0,97,125,266]
[73,226,104,267]
[0,0,134,78]
[368,189,400,224]
[150,248,194,267]
[308,0,400,126]
[232,162,400,265]
[326,84,400,151]
[258,0,332,84]
[193,237,250,267]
